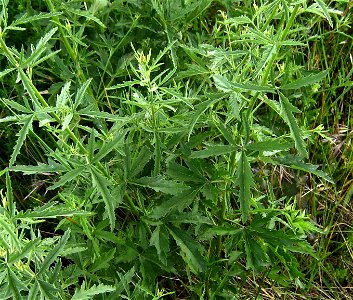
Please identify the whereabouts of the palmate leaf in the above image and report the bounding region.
[167,225,206,274]
[9,115,34,167]
[235,151,254,223]
[89,166,116,231]
[278,93,308,158]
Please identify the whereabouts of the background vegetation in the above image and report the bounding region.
[0,0,352,299]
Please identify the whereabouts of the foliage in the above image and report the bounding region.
[0,0,351,298]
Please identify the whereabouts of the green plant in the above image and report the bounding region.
[0,0,351,299]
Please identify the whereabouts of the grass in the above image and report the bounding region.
[0,0,352,299]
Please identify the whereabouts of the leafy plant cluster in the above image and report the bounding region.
[0,0,347,299]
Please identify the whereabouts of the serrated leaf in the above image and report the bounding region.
[56,81,71,108]
[255,44,277,77]
[243,229,269,271]
[72,283,115,300]
[168,225,206,274]
[188,95,221,138]
[106,80,140,90]
[1,98,32,113]
[282,70,329,90]
[74,78,92,107]
[48,166,85,190]
[16,202,90,219]
[213,74,275,93]
[37,279,59,300]
[10,162,66,175]
[150,225,170,265]
[247,139,293,152]
[90,166,116,230]
[269,156,334,183]
[279,93,308,158]
[8,238,41,264]
[314,0,333,27]
[149,188,199,219]
[0,67,15,79]
[190,144,236,158]
[6,171,15,217]
[92,131,126,164]
[167,161,203,183]
[10,12,62,27]
[22,27,58,68]
[37,229,70,276]
[9,115,34,167]
[65,7,106,28]
[128,146,152,178]
[235,151,254,223]
[133,176,187,195]
[6,266,27,300]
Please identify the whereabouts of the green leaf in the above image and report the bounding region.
[10,161,67,175]
[5,171,15,217]
[268,156,334,183]
[133,176,187,195]
[213,74,275,93]
[129,146,152,179]
[279,93,308,158]
[92,131,126,164]
[255,44,277,77]
[235,151,254,223]
[56,81,71,108]
[167,161,203,183]
[37,229,70,276]
[1,98,32,113]
[48,166,85,190]
[150,225,170,265]
[282,70,329,90]
[10,12,62,27]
[90,166,116,231]
[9,115,34,167]
[65,7,106,28]
[37,279,59,300]
[16,202,90,219]
[314,0,333,27]
[74,78,92,107]
[188,95,221,139]
[6,266,27,300]
[8,238,41,264]
[22,27,58,68]
[190,144,236,158]
[72,282,115,300]
[149,188,199,219]
[247,139,293,152]
[243,229,269,271]
[168,225,206,274]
